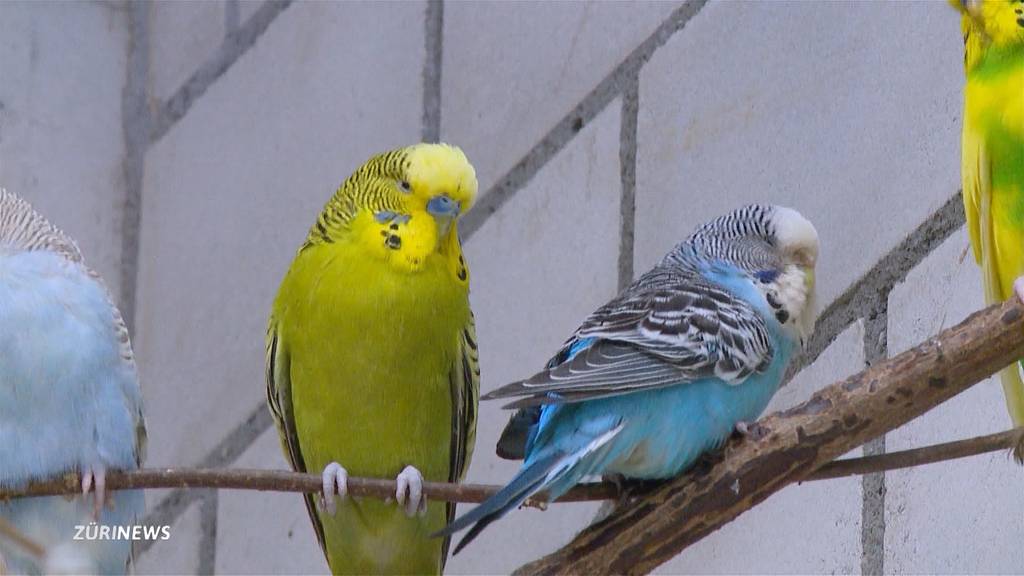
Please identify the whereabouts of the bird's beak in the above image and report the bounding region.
[427,195,461,218]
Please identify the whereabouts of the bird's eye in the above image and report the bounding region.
[399,180,412,193]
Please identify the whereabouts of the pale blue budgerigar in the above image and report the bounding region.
[0,189,146,574]
[436,204,818,552]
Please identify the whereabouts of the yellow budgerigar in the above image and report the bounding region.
[953,0,1024,429]
[266,144,480,574]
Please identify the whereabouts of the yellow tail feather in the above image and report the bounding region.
[998,364,1024,426]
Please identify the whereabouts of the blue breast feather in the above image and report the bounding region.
[0,251,140,482]
[0,250,143,573]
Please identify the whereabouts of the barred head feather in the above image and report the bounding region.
[0,188,83,262]
[668,204,817,274]
[308,143,477,247]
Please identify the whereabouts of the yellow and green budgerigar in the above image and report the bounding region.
[266,143,480,574]
[953,0,1024,430]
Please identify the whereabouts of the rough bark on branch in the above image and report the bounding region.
[514,298,1024,576]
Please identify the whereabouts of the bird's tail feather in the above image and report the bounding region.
[433,452,563,555]
[434,422,625,555]
[1002,363,1024,426]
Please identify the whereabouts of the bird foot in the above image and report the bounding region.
[394,465,427,518]
[734,420,770,441]
[80,466,108,520]
[1013,277,1024,306]
[321,462,349,516]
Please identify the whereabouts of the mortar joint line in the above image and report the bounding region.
[422,0,443,143]
[118,0,151,336]
[861,297,888,576]
[198,489,219,574]
[617,72,639,292]
[151,0,293,145]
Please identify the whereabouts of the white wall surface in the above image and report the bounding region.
[1,1,1017,573]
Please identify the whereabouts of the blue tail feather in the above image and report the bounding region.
[432,452,563,555]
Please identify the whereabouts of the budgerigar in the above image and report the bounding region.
[0,188,146,574]
[266,144,480,574]
[953,0,1024,428]
[437,204,818,553]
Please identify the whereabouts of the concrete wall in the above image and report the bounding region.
[1,0,1020,573]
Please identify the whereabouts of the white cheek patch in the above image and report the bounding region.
[769,264,815,343]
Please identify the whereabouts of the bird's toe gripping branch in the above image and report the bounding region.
[395,465,427,518]
[1013,277,1024,307]
[321,462,349,516]
[80,465,107,520]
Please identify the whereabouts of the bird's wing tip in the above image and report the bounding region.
[481,380,528,401]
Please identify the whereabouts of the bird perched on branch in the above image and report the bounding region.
[0,188,146,574]
[953,0,1024,434]
[436,204,818,553]
[266,144,480,574]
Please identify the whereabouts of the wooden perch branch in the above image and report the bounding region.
[808,426,1023,480]
[1,426,1020,505]
[0,469,619,506]
[513,298,1024,576]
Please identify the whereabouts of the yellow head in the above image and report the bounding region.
[403,143,479,216]
[951,0,1024,71]
[309,143,478,274]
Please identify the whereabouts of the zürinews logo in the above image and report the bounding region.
[73,523,171,541]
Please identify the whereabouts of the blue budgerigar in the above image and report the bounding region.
[0,189,146,574]
[437,204,818,553]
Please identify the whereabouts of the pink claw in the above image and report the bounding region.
[395,465,426,518]
[81,466,107,520]
[1013,277,1024,305]
[321,462,349,516]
